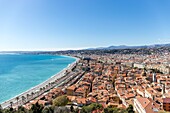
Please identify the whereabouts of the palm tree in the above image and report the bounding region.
[36,90,39,97]
[43,87,45,91]
[26,94,30,101]
[31,92,34,99]
[16,96,19,106]
[48,83,51,87]
[0,104,2,110]
[40,88,43,93]
[46,85,48,89]
[10,101,13,108]
[21,96,26,104]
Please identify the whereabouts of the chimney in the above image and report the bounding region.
[162,84,165,95]
[152,95,155,100]
[152,73,156,82]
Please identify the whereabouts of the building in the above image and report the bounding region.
[163,98,170,111]
[133,63,145,69]
[134,97,158,113]
[66,85,76,96]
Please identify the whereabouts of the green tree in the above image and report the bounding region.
[16,97,19,106]
[2,109,12,113]
[126,105,134,113]
[30,102,44,113]
[10,102,13,108]
[0,104,2,113]
[16,106,29,113]
[70,105,74,112]
[80,103,103,113]
[104,106,127,113]
[53,95,68,107]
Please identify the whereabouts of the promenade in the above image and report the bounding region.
[1,56,79,109]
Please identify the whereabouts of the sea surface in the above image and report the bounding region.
[0,54,75,103]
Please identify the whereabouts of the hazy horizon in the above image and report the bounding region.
[0,42,170,52]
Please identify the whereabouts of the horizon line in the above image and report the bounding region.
[0,42,170,52]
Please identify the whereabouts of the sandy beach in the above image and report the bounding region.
[1,55,79,109]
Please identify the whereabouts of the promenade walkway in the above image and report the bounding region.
[1,57,79,109]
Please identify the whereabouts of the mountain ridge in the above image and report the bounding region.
[86,43,170,50]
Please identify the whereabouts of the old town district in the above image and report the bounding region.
[23,53,170,113]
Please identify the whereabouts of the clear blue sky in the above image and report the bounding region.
[0,0,170,51]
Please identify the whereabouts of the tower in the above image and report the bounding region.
[162,84,165,95]
[152,73,156,82]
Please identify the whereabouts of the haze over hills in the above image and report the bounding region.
[86,43,170,50]
[0,43,170,52]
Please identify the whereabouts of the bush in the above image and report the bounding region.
[53,95,68,107]
[81,103,103,113]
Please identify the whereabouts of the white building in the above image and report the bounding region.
[134,97,158,113]
[133,63,145,69]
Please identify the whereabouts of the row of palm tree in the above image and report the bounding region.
[8,69,73,109]
[8,79,59,109]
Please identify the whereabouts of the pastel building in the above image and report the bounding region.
[134,97,158,113]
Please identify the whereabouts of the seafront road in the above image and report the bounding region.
[1,57,80,109]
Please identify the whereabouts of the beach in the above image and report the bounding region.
[0,55,79,109]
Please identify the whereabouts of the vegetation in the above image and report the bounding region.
[30,102,44,113]
[104,106,127,113]
[70,105,74,112]
[103,104,134,113]
[80,103,103,113]
[53,95,69,107]
[0,102,135,113]
[0,103,54,113]
[79,104,135,113]
[126,105,134,113]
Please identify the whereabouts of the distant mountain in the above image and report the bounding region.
[86,43,170,50]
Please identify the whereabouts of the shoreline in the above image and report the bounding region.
[0,54,79,109]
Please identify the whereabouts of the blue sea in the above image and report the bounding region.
[0,54,75,103]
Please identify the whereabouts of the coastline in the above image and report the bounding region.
[0,54,79,109]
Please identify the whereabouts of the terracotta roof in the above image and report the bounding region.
[163,98,170,103]
[136,97,159,113]
[92,109,103,113]
[136,97,150,108]
[76,98,86,104]
[67,85,76,91]
[75,87,85,93]
[124,93,135,99]
[38,100,48,106]
[30,99,39,105]
[67,96,76,101]
[86,97,97,103]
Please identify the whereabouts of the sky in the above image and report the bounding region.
[0,0,170,51]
